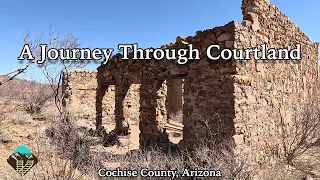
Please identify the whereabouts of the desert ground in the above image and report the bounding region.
[0,76,319,180]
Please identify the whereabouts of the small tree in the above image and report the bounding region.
[278,98,320,164]
[20,80,53,115]
[23,25,88,115]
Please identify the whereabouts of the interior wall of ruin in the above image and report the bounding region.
[167,78,183,119]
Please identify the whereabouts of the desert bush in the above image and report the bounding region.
[256,162,307,180]
[44,117,101,178]
[114,140,251,180]
[114,147,184,180]
[0,77,24,119]
[278,98,320,165]
[27,140,101,180]
[6,110,32,125]
[113,113,252,180]
[0,27,92,179]
[20,81,54,115]
[0,76,21,100]
[183,113,252,180]
[0,75,54,115]
[17,115,101,180]
[121,146,185,170]
[40,101,62,121]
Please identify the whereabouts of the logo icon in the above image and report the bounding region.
[7,144,38,176]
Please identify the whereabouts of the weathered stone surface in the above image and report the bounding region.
[242,20,252,28]
[0,130,12,143]
[62,70,98,123]
[235,0,319,168]
[217,33,232,42]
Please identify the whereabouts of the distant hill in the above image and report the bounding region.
[0,75,9,82]
[0,75,53,103]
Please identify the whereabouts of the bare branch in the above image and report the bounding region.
[0,61,35,86]
[20,26,87,111]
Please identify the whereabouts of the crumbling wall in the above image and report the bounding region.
[63,70,98,123]
[63,69,141,129]
[96,53,175,145]
[178,0,319,167]
[96,0,318,168]
[232,0,319,166]
[63,0,319,169]
[179,23,239,151]
[96,22,241,147]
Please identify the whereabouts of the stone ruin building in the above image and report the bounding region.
[63,0,319,167]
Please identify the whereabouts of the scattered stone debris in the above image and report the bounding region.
[0,130,12,143]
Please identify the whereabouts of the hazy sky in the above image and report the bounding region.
[0,0,319,81]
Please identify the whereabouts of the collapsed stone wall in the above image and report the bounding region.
[62,69,141,128]
[62,70,98,123]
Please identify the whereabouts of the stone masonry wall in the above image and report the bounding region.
[95,0,318,167]
[63,70,141,128]
[232,0,319,166]
[96,23,242,147]
[63,0,319,169]
[63,70,98,123]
